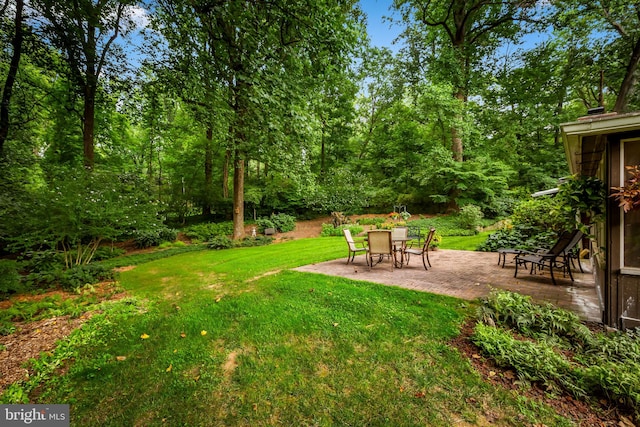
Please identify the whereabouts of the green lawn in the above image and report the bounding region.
[2,237,575,426]
[439,231,492,251]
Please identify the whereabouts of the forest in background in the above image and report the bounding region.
[1,0,639,251]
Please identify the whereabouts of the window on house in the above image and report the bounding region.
[622,139,640,271]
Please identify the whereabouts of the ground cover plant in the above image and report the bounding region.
[1,238,587,426]
[472,290,640,424]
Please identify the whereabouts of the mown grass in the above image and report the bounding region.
[439,231,492,251]
[2,237,576,425]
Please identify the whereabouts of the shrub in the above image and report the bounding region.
[236,236,273,247]
[59,264,115,291]
[207,236,233,250]
[19,250,64,274]
[471,323,584,396]
[134,227,178,249]
[0,260,21,295]
[184,222,234,242]
[6,169,162,267]
[91,246,126,261]
[320,224,364,237]
[269,213,296,232]
[511,196,566,233]
[255,218,275,233]
[134,230,163,249]
[457,205,483,230]
[358,217,385,227]
[478,225,557,253]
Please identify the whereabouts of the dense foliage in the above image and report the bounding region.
[1,1,638,292]
[473,291,640,422]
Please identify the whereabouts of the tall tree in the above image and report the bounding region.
[33,0,137,168]
[152,0,361,239]
[553,0,640,113]
[0,0,24,157]
[393,0,536,161]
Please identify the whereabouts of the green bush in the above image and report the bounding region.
[256,213,296,233]
[457,205,483,230]
[207,236,233,250]
[91,246,126,261]
[184,222,234,242]
[255,218,275,233]
[476,290,592,347]
[407,216,475,237]
[511,197,562,231]
[358,217,385,227]
[59,264,115,291]
[134,227,178,249]
[320,224,364,237]
[159,227,178,242]
[0,260,21,295]
[477,225,557,252]
[5,169,162,266]
[19,250,64,274]
[236,236,273,247]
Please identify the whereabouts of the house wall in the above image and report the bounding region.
[606,133,640,329]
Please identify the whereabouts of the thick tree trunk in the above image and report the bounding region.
[0,0,24,156]
[613,36,640,113]
[232,151,245,240]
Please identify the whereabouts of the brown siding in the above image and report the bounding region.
[619,275,640,328]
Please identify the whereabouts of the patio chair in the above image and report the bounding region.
[404,228,436,270]
[343,229,368,265]
[563,230,586,273]
[407,225,422,247]
[367,230,394,270]
[514,229,582,286]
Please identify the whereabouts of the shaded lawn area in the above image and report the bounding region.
[13,238,573,426]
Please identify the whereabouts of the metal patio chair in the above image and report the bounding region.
[367,230,394,270]
[404,228,436,270]
[343,228,368,265]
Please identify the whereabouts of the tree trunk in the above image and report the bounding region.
[0,0,24,157]
[451,89,465,162]
[613,36,640,113]
[232,150,245,240]
[222,148,230,198]
[320,119,326,180]
[203,126,213,215]
[83,84,96,168]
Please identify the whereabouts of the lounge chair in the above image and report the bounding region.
[367,230,394,270]
[514,230,583,285]
[404,228,436,270]
[343,229,368,265]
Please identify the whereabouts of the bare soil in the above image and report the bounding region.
[1,215,637,425]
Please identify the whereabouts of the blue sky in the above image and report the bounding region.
[359,0,403,50]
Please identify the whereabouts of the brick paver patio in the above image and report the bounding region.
[295,249,602,323]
